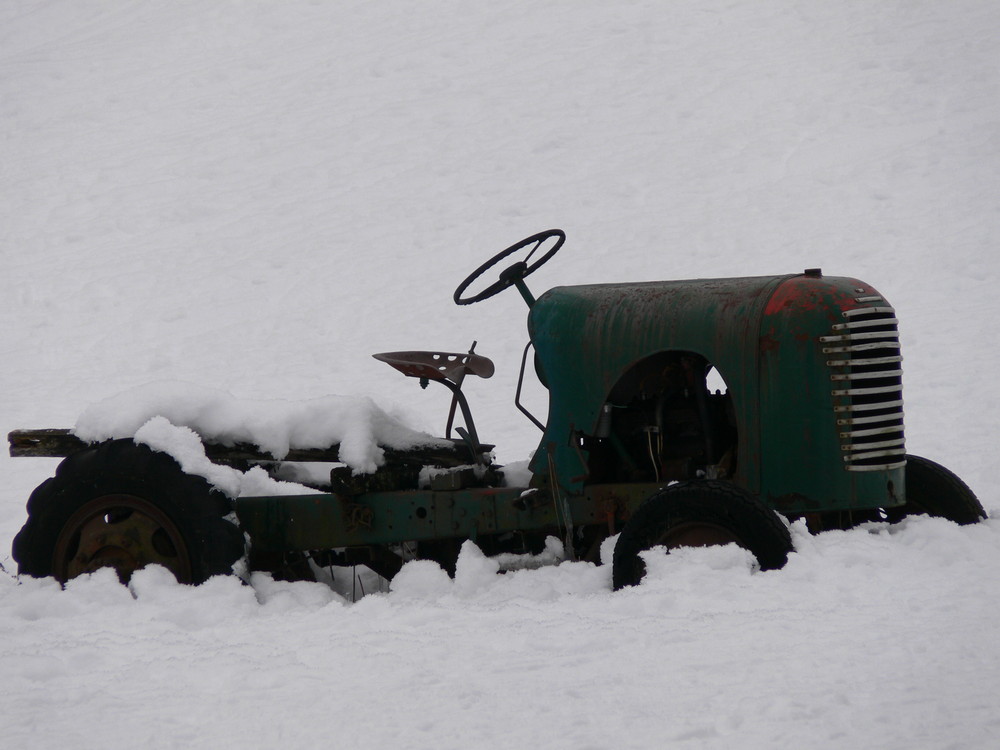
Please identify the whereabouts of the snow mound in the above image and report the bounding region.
[74,381,449,474]
[132,415,315,497]
[389,560,454,600]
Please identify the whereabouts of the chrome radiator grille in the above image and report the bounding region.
[820,299,906,471]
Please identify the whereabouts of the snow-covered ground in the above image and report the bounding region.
[2,2,999,748]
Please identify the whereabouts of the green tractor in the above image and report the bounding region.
[9,230,985,589]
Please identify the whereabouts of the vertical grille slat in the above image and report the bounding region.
[824,305,905,471]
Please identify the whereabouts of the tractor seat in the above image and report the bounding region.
[373,350,495,383]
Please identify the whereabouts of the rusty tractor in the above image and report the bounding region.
[9,230,985,589]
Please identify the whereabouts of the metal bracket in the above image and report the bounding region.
[515,341,545,432]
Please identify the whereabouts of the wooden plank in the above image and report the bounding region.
[7,429,87,457]
[8,428,489,469]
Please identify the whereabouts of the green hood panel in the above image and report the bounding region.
[526,273,903,512]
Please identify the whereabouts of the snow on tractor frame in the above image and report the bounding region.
[9,230,986,589]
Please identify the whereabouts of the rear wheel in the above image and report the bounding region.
[12,440,244,584]
[886,454,986,525]
[612,481,792,590]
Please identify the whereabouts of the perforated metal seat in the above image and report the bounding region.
[372,350,495,383]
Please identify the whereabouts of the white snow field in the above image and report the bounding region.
[2,2,999,748]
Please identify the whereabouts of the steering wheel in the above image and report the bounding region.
[453,229,565,305]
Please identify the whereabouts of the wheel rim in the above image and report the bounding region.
[657,521,743,549]
[52,494,193,584]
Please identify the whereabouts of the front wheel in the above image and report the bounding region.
[885,454,986,525]
[12,440,245,584]
[612,481,792,590]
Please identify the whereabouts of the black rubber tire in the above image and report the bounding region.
[12,439,245,584]
[885,454,986,525]
[612,481,792,590]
